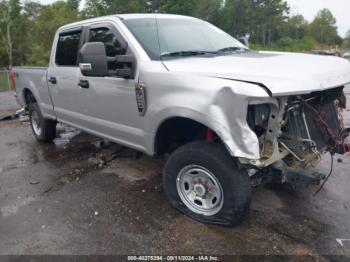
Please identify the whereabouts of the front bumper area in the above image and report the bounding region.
[240,86,350,169]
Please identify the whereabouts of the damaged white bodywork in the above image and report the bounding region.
[13,14,350,170]
[157,51,350,168]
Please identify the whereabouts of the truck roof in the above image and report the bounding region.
[117,13,195,20]
[58,13,195,32]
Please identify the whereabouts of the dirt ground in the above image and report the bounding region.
[0,90,350,260]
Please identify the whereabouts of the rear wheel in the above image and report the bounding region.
[29,103,57,142]
[163,141,251,227]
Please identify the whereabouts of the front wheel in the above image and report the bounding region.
[29,103,57,143]
[163,141,251,227]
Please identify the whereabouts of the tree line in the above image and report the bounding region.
[0,0,349,68]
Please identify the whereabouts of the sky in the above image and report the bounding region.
[287,0,349,37]
[32,0,350,37]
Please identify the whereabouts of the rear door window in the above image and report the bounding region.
[56,30,82,66]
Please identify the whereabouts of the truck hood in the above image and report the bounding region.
[163,51,350,96]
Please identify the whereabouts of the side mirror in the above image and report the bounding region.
[116,68,133,78]
[239,36,250,48]
[79,42,108,77]
[114,55,134,79]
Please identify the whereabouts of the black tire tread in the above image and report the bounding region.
[29,103,56,143]
[163,141,251,227]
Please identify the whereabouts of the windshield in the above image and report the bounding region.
[123,17,248,60]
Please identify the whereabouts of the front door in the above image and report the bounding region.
[77,24,144,149]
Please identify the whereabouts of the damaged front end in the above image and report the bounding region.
[242,86,349,184]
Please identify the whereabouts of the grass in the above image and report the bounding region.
[0,71,11,92]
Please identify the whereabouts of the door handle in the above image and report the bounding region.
[78,80,89,89]
[48,77,57,84]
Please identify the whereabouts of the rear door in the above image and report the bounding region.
[47,27,88,128]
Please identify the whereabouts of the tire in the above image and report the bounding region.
[163,141,251,227]
[29,103,57,143]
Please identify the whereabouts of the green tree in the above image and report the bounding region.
[146,0,160,12]
[219,0,289,46]
[279,14,308,40]
[67,0,80,11]
[309,8,342,46]
[0,0,21,67]
[83,0,147,17]
[159,0,195,16]
[27,1,80,65]
[23,1,43,20]
[343,30,350,48]
[220,0,252,38]
[81,0,107,17]
[192,0,221,24]
[253,0,289,46]
[1,0,345,67]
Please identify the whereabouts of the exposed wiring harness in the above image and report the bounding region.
[299,97,348,194]
[300,97,349,154]
[314,154,334,195]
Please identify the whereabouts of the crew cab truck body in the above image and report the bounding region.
[13,14,350,226]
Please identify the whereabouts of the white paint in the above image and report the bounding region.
[164,52,350,96]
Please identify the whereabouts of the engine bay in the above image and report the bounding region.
[247,86,350,169]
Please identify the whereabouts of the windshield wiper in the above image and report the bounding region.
[217,46,249,54]
[160,50,217,58]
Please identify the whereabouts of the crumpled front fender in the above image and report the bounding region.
[146,73,274,160]
[209,86,262,159]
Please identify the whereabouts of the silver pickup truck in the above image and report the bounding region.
[13,14,350,226]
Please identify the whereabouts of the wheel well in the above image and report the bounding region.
[23,88,36,106]
[154,117,220,156]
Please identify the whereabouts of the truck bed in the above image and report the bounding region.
[12,66,54,118]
